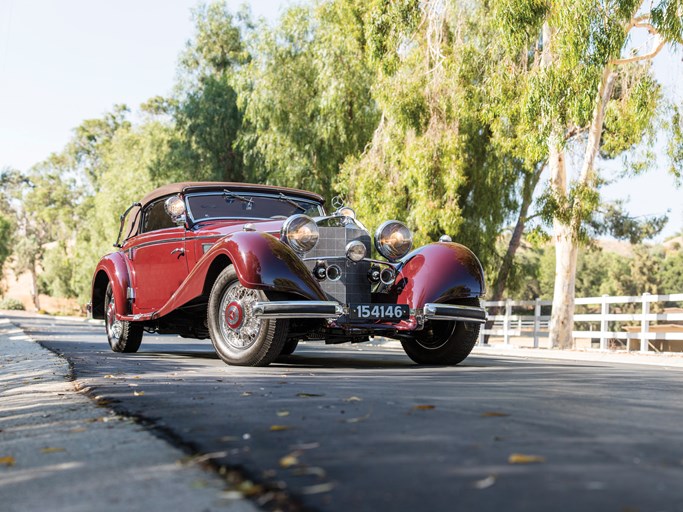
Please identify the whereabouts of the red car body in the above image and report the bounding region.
[89,182,486,366]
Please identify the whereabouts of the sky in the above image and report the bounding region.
[0,0,681,240]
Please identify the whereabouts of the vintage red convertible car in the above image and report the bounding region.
[88,182,486,366]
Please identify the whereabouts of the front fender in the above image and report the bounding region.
[91,252,131,319]
[156,231,327,317]
[222,231,326,300]
[393,242,485,310]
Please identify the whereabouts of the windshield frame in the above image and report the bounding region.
[184,191,325,224]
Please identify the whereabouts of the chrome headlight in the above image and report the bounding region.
[164,195,186,225]
[375,221,412,262]
[281,215,319,253]
[345,240,367,262]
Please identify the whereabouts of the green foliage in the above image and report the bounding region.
[601,68,660,158]
[590,201,668,244]
[238,1,378,201]
[0,297,25,310]
[661,250,683,293]
[668,104,683,181]
[0,213,13,271]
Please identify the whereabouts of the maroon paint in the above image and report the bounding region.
[122,227,189,312]
[92,252,132,317]
[394,242,485,309]
[112,230,327,322]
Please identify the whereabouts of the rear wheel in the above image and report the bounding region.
[104,283,143,353]
[207,266,288,366]
[401,298,481,365]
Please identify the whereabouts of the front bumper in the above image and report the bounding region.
[252,300,487,324]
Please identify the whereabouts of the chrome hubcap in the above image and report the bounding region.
[219,282,262,351]
[106,296,122,340]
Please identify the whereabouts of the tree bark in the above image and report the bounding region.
[30,261,40,311]
[490,167,543,302]
[548,143,576,348]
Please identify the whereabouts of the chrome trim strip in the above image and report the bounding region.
[252,301,343,319]
[301,255,398,268]
[423,303,487,323]
[125,237,186,251]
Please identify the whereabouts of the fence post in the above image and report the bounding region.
[640,292,651,353]
[533,298,541,348]
[600,294,609,351]
[503,299,512,346]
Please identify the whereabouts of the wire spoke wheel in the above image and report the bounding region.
[218,282,263,351]
[208,266,288,366]
[104,283,143,353]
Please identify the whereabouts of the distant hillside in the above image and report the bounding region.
[595,239,634,257]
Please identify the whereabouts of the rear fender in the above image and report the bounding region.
[91,252,131,319]
[393,242,485,310]
[155,231,327,317]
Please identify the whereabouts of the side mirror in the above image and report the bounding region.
[165,195,187,226]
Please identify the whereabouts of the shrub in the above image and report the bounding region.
[0,298,26,310]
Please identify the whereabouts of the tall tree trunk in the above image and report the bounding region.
[549,68,616,348]
[548,143,576,348]
[490,167,543,302]
[30,261,40,311]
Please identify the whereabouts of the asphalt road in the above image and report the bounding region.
[10,314,683,512]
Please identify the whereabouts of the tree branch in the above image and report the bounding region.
[611,35,666,65]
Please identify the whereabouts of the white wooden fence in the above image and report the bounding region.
[480,293,683,353]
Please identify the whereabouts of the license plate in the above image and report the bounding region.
[348,304,409,321]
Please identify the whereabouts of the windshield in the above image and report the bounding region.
[186,191,324,222]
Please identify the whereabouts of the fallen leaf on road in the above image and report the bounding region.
[508,453,545,464]
[290,442,320,451]
[270,425,291,432]
[482,411,509,417]
[103,374,116,379]
[343,409,372,423]
[235,480,263,496]
[241,392,253,397]
[343,396,363,402]
[276,410,290,417]
[293,466,327,478]
[301,482,335,495]
[472,475,496,489]
[41,447,66,454]
[70,427,87,433]
[133,391,145,396]
[279,454,299,468]
[413,404,436,411]
[297,393,324,398]
[0,456,15,466]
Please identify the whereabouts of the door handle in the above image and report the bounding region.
[171,247,185,256]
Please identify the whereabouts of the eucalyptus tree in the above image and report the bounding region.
[494,0,682,347]
[237,0,378,202]
[339,0,520,270]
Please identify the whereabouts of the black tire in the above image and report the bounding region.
[279,339,299,356]
[104,283,143,353]
[207,265,288,366]
[401,298,481,365]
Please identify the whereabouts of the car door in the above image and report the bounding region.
[127,197,189,313]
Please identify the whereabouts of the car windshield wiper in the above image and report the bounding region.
[278,193,305,212]
[114,202,141,248]
[223,189,253,207]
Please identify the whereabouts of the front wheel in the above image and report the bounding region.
[401,298,481,365]
[104,283,143,353]
[207,266,288,366]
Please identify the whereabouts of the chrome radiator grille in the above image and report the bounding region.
[305,226,371,304]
